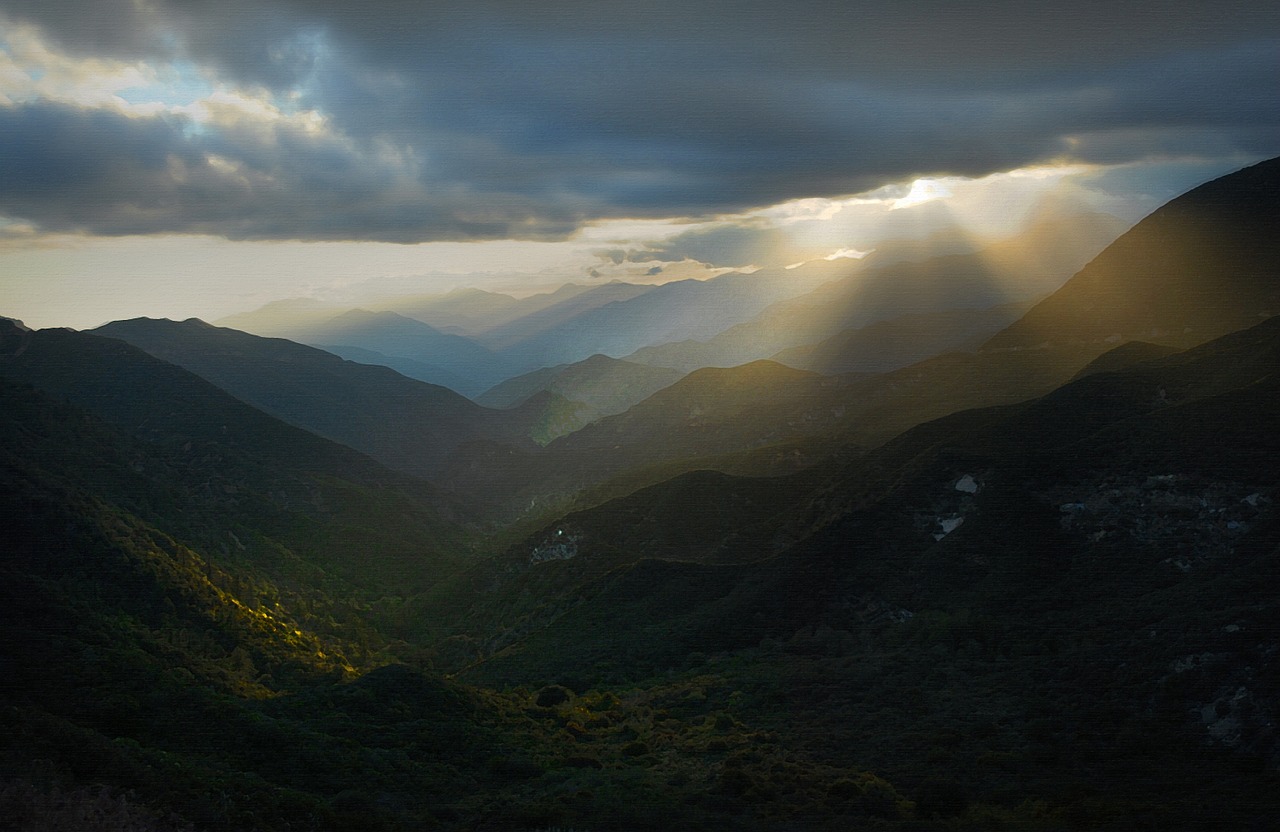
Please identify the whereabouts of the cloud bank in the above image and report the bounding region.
[0,1,1276,242]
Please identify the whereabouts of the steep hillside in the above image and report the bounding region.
[1069,340,1183,380]
[772,300,1034,375]
[286,309,512,395]
[309,342,471,392]
[495,341,1100,512]
[92,318,536,485]
[3,376,759,831]
[218,306,514,395]
[987,156,1280,351]
[0,320,472,587]
[467,315,1280,675]
[477,354,685,439]
[534,360,850,487]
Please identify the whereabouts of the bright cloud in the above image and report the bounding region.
[785,247,873,270]
[0,21,158,109]
[891,179,952,210]
[824,247,873,261]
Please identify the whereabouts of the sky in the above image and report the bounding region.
[0,1,1276,329]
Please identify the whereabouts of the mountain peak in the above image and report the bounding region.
[576,353,625,369]
[113,315,211,326]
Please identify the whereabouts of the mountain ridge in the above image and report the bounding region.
[91,317,537,490]
[986,156,1280,351]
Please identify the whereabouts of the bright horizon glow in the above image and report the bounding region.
[0,149,1256,331]
[891,179,951,210]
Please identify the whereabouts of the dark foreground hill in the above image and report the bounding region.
[0,320,471,587]
[0,333,947,832]
[0,380,615,829]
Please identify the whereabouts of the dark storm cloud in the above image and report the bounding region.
[12,2,1278,86]
[0,102,578,240]
[1,1,1277,241]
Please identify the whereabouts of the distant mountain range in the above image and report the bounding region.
[627,210,1127,372]
[220,269,834,391]
[212,208,1126,402]
[87,163,1278,519]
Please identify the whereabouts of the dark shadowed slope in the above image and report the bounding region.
[0,320,473,588]
[442,344,1103,519]
[533,360,852,487]
[310,342,472,392]
[555,314,1278,651]
[218,305,514,395]
[1068,340,1183,380]
[93,318,537,484]
[2,321,387,481]
[987,156,1280,351]
[283,309,513,395]
[0,374,611,832]
[457,318,1280,832]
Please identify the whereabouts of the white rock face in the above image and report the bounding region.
[933,515,965,540]
[955,475,979,494]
